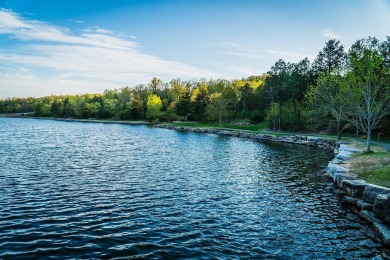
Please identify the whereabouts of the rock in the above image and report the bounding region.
[359,210,383,225]
[340,179,367,198]
[307,136,321,141]
[334,189,348,196]
[374,194,390,223]
[335,150,353,161]
[343,196,358,205]
[339,144,362,153]
[373,222,390,246]
[363,184,390,204]
[331,158,345,164]
[335,172,357,188]
[357,200,374,210]
[326,163,349,179]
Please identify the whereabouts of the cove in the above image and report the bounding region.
[0,117,388,259]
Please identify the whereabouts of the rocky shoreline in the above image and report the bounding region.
[326,144,390,246]
[156,124,390,247]
[155,124,338,151]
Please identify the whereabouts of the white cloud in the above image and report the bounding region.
[264,50,315,62]
[83,27,112,34]
[0,9,217,98]
[222,51,265,59]
[322,29,340,39]
[69,19,83,24]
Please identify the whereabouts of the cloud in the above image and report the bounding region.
[83,27,112,34]
[0,8,217,98]
[69,19,83,24]
[264,50,315,61]
[322,29,340,39]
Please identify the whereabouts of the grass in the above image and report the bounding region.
[169,121,268,131]
[348,152,390,187]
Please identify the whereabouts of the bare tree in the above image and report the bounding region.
[346,47,390,152]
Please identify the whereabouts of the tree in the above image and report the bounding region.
[146,94,162,121]
[289,58,312,130]
[85,102,101,118]
[264,59,291,130]
[149,77,164,94]
[193,84,209,122]
[313,39,346,75]
[207,93,230,128]
[305,74,349,139]
[346,46,390,152]
[130,94,144,120]
[175,88,192,122]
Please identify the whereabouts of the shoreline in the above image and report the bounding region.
[4,116,390,246]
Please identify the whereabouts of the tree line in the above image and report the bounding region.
[1,36,389,151]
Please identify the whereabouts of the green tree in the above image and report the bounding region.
[346,45,390,152]
[146,94,162,121]
[130,95,145,120]
[193,84,209,122]
[305,74,349,139]
[175,88,192,122]
[207,93,230,128]
[85,102,101,118]
[313,39,346,75]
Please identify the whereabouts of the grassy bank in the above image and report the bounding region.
[343,141,390,187]
[169,121,268,131]
[348,152,390,187]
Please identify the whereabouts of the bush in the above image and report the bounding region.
[250,113,264,123]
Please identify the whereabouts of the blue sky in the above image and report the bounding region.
[0,0,389,98]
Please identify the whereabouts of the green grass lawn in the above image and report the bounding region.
[169,121,268,131]
[349,152,390,187]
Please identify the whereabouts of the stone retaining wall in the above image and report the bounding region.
[326,144,390,246]
[156,125,337,152]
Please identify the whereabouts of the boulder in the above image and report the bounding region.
[373,222,390,246]
[358,210,383,225]
[340,179,367,198]
[335,172,357,188]
[335,150,353,161]
[331,158,345,164]
[356,200,373,210]
[326,163,349,179]
[343,196,358,205]
[363,184,390,204]
[374,194,390,223]
[339,144,362,153]
[334,189,348,196]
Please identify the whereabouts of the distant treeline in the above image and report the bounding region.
[1,36,390,147]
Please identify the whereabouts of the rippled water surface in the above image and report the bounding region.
[0,118,388,259]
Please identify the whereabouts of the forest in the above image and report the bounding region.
[1,36,390,151]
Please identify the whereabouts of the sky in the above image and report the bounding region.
[0,0,389,98]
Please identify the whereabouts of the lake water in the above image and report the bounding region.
[0,118,387,259]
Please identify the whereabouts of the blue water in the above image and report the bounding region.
[0,118,387,259]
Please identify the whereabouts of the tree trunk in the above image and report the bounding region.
[336,120,341,140]
[292,98,298,130]
[367,128,372,152]
[278,103,282,131]
[219,113,222,129]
